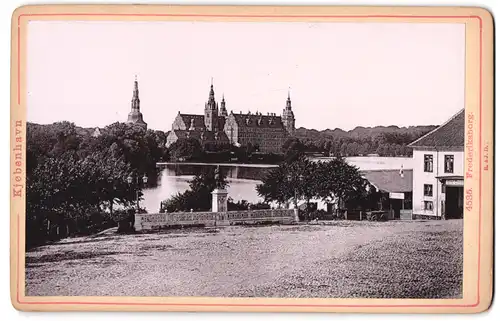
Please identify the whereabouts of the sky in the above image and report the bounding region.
[27,21,465,131]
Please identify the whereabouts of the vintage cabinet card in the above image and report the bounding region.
[10,5,493,313]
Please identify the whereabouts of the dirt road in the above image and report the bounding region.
[25,220,463,298]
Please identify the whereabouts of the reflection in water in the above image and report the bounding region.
[142,164,273,213]
[162,164,273,181]
[142,157,413,213]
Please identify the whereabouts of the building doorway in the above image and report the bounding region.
[445,186,464,219]
[390,199,402,219]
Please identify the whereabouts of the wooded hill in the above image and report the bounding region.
[295,125,438,142]
[292,125,438,157]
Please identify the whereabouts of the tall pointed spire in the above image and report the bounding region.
[282,87,295,135]
[127,76,147,129]
[286,88,292,110]
[220,93,227,117]
[209,78,215,101]
[205,78,218,130]
[131,75,140,111]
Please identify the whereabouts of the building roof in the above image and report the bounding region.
[360,169,413,193]
[230,112,284,129]
[408,109,465,148]
[178,113,226,131]
[179,114,205,129]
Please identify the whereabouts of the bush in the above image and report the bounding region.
[113,207,144,233]
[309,209,329,221]
[228,198,271,211]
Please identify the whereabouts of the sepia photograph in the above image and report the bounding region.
[23,18,467,300]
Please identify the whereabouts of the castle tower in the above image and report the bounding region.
[282,90,295,135]
[204,79,219,131]
[127,76,147,129]
[219,94,228,117]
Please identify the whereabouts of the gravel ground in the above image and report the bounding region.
[25,220,462,298]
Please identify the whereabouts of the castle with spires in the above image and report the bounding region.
[164,81,296,154]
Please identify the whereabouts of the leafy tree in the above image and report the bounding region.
[25,121,167,246]
[340,142,348,156]
[314,157,369,210]
[257,156,368,216]
[256,163,292,206]
[257,156,317,210]
[287,156,318,207]
[282,137,306,162]
[227,198,271,211]
[168,137,203,161]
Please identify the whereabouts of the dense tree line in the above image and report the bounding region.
[167,138,283,164]
[294,129,435,157]
[256,155,383,219]
[26,121,168,247]
[295,126,436,156]
[293,133,423,157]
[166,127,434,165]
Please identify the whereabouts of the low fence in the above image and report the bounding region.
[134,209,297,231]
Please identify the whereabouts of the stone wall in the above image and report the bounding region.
[135,209,296,231]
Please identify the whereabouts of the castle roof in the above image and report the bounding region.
[178,113,226,131]
[178,114,205,129]
[230,112,284,129]
[408,109,465,148]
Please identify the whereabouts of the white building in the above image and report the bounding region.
[408,109,464,219]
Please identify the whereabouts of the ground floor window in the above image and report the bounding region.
[424,201,434,211]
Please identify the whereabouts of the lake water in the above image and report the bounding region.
[142,157,414,213]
